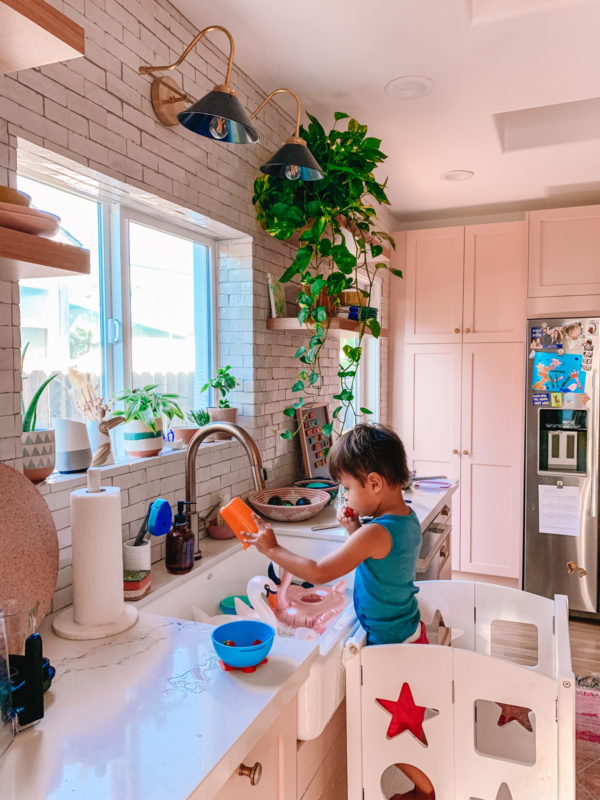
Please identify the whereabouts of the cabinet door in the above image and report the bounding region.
[528,205,600,297]
[214,700,297,800]
[404,227,464,343]
[463,222,526,343]
[459,343,524,578]
[403,344,462,569]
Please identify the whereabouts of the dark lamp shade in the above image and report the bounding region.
[260,142,324,181]
[177,89,259,144]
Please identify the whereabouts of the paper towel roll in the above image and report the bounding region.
[71,479,124,627]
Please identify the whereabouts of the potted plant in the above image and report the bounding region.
[21,343,59,483]
[253,112,401,439]
[170,409,210,445]
[202,366,239,439]
[111,385,184,458]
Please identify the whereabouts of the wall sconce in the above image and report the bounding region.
[139,25,323,180]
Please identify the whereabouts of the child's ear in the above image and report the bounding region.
[367,472,384,493]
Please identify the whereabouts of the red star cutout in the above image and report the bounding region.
[376,682,429,743]
[496,702,533,732]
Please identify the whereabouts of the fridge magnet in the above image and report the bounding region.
[531,352,586,393]
[538,322,564,349]
[562,320,584,352]
[529,326,543,351]
[532,393,550,406]
[585,320,598,337]
[267,273,286,318]
[582,339,594,371]
[550,392,563,408]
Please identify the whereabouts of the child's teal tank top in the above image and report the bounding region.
[353,511,421,645]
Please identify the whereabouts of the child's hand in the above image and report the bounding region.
[337,504,360,533]
[242,512,278,555]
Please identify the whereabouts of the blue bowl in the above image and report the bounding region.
[294,478,339,506]
[211,619,275,668]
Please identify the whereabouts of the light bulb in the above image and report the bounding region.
[284,163,301,181]
[209,116,229,140]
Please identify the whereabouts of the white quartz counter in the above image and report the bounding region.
[0,613,318,800]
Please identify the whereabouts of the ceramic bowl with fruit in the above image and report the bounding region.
[247,487,330,522]
[293,478,339,506]
[211,619,274,668]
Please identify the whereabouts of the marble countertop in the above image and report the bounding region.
[0,613,318,800]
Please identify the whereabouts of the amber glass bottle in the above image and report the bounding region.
[165,501,194,574]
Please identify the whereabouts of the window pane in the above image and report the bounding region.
[18,177,102,429]
[339,335,360,431]
[128,221,209,418]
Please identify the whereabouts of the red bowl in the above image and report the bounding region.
[248,487,330,522]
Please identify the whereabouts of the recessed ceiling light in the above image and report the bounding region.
[441,170,475,181]
[384,75,435,100]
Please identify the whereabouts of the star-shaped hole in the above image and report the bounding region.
[495,702,534,732]
[470,782,513,800]
[376,682,439,744]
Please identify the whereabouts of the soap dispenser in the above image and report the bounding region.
[165,501,194,574]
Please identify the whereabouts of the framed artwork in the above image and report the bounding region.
[296,404,332,479]
[267,272,286,318]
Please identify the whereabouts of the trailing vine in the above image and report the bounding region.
[253,112,402,439]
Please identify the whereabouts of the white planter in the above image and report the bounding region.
[122,418,163,458]
[22,429,55,483]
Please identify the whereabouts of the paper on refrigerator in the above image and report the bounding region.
[538,484,580,536]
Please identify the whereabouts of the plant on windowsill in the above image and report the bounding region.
[110,384,184,458]
[201,366,239,440]
[170,409,211,446]
[253,112,402,439]
[21,342,60,483]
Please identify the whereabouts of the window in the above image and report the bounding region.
[18,177,214,439]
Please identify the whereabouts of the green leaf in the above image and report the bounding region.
[369,243,383,258]
[298,307,310,324]
[22,373,59,433]
[334,111,350,121]
[332,405,343,419]
[308,372,319,386]
[331,243,356,274]
[294,346,307,359]
[312,306,327,323]
[367,319,381,338]
[308,335,322,348]
[322,422,334,437]
[283,407,296,418]
[318,238,332,257]
[281,429,294,440]
[310,277,327,297]
[292,397,305,409]
[292,380,304,392]
[390,268,403,278]
[360,407,373,414]
[298,292,313,307]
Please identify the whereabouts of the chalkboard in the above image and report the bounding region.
[296,404,332,479]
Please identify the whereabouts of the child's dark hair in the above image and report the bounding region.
[327,423,410,487]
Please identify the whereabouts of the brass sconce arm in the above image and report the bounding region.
[249,88,303,139]
[139,25,235,88]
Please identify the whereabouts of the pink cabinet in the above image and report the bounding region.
[528,204,600,298]
[213,700,297,800]
[405,222,526,344]
[459,343,524,578]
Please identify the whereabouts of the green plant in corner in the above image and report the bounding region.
[111,385,184,433]
[253,112,402,439]
[187,409,210,427]
[21,342,59,432]
[202,366,238,409]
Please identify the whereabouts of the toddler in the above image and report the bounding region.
[243,424,426,646]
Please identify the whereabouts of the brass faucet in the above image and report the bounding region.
[184,422,267,553]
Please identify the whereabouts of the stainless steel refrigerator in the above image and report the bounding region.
[524,316,600,615]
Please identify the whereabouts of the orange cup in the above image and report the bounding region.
[219,497,257,549]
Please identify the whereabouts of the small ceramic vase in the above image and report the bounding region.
[122,418,163,457]
[22,429,55,483]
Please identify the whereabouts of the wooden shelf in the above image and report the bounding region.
[0,227,90,279]
[266,317,388,337]
[0,0,84,74]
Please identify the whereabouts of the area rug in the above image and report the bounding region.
[576,674,600,743]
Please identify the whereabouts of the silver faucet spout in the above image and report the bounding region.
[184,422,267,512]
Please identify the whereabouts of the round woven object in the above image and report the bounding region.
[0,462,59,625]
[248,487,329,522]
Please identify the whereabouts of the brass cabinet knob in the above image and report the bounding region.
[463,449,470,455]
[441,505,450,515]
[454,328,460,334]
[464,328,471,333]
[238,762,262,785]
[452,449,459,454]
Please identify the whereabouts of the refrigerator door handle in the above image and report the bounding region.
[592,371,598,518]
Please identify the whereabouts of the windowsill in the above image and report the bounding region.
[36,438,236,493]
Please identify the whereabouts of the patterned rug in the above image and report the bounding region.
[576,674,600,743]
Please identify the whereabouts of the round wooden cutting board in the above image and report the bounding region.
[0,463,59,625]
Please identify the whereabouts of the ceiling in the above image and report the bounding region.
[170,0,600,223]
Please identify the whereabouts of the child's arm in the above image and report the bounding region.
[243,512,391,584]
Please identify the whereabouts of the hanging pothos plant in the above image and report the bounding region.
[253,112,402,440]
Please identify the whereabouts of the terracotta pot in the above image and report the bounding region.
[122,418,163,457]
[22,429,55,483]
[207,407,238,440]
[171,426,199,445]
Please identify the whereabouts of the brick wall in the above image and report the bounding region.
[0,0,395,610]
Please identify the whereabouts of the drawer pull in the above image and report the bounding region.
[454,328,460,334]
[238,762,262,785]
[440,544,449,560]
[441,505,450,516]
